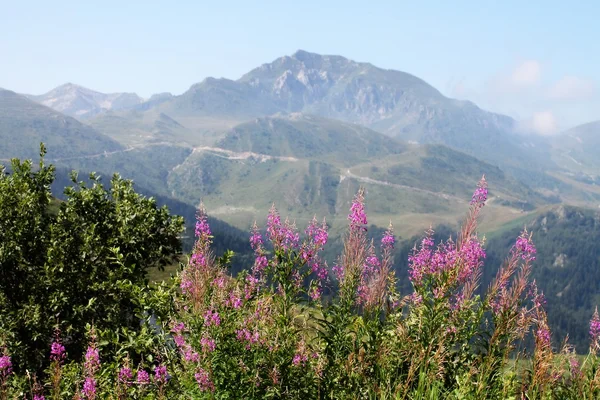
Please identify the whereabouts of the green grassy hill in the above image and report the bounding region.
[0,89,123,160]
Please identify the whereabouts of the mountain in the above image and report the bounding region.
[216,113,406,166]
[88,110,197,147]
[164,114,543,236]
[0,89,123,160]
[27,83,143,119]
[141,50,554,173]
[551,120,600,175]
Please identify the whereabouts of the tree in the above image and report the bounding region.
[0,145,184,371]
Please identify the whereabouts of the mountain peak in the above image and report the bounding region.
[29,84,143,119]
[291,49,322,61]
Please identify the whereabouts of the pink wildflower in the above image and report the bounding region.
[154,365,168,383]
[195,368,214,392]
[137,369,150,384]
[82,377,96,399]
[470,176,488,206]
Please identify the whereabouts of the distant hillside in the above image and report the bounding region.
[483,205,600,352]
[216,113,406,166]
[88,110,196,146]
[27,83,143,119]
[551,120,600,175]
[0,89,123,160]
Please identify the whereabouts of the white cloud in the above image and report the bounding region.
[548,76,596,100]
[530,111,558,135]
[510,60,541,87]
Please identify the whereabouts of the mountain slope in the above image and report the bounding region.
[146,50,554,172]
[0,89,123,160]
[483,205,600,352]
[551,120,600,174]
[163,115,544,236]
[28,83,143,119]
[216,113,406,166]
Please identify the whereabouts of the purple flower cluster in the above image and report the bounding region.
[154,364,168,384]
[266,205,300,251]
[470,176,488,206]
[300,217,330,299]
[195,368,214,392]
[590,308,600,347]
[200,336,216,353]
[50,341,66,362]
[408,228,485,288]
[195,207,212,242]
[226,291,243,309]
[292,353,308,366]
[408,232,435,286]
[381,227,395,249]
[332,264,344,281]
[515,231,536,262]
[203,309,221,327]
[236,328,262,349]
[137,369,150,384]
[0,354,12,378]
[250,222,268,276]
[82,377,96,399]
[171,322,200,363]
[84,346,100,374]
[118,366,133,384]
[536,327,551,347]
[348,190,367,229]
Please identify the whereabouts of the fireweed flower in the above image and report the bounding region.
[84,346,100,374]
[195,368,214,392]
[0,355,12,378]
[301,217,330,293]
[535,327,551,347]
[515,230,536,262]
[470,176,488,206]
[408,229,435,286]
[137,369,150,384]
[50,341,66,362]
[201,336,216,352]
[381,225,395,249]
[348,189,367,229]
[332,264,344,281]
[33,395,45,400]
[292,340,309,366]
[457,237,485,284]
[154,365,168,383]
[250,222,268,277]
[590,308,600,350]
[118,367,133,384]
[82,377,97,399]
[203,309,221,327]
[195,205,212,243]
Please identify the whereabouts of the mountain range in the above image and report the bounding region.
[2,49,600,350]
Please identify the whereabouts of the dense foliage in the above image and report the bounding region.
[0,146,184,372]
[3,152,600,398]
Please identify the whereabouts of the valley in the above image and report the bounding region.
[2,50,600,351]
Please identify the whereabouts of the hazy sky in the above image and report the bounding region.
[1,0,598,133]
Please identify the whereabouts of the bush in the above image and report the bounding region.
[0,145,183,372]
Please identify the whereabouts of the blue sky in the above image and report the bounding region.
[1,0,598,132]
